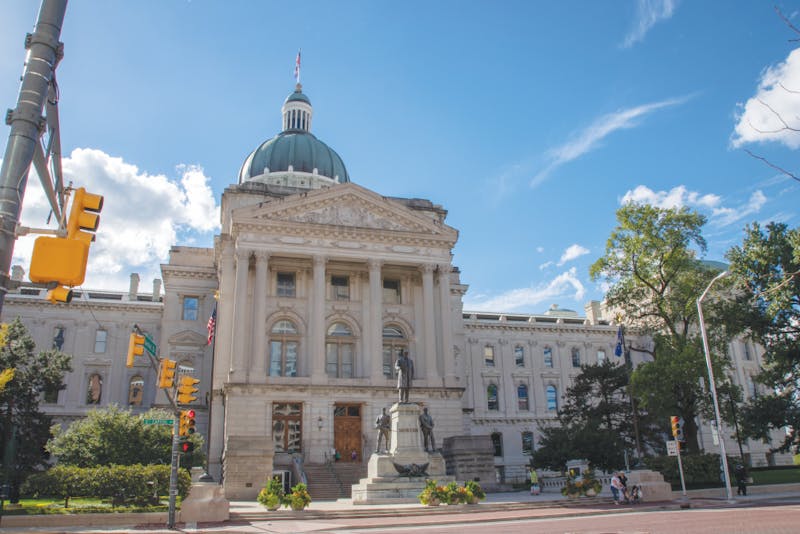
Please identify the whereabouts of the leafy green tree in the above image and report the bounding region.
[47,404,204,468]
[533,360,645,472]
[0,318,72,500]
[590,203,739,453]
[726,222,800,451]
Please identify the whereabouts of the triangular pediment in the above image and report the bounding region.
[168,330,208,347]
[234,183,456,239]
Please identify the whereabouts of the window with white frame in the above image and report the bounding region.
[383,278,401,304]
[487,383,499,410]
[514,345,525,367]
[543,346,553,368]
[517,383,529,411]
[94,329,107,353]
[571,347,581,367]
[182,296,199,321]
[597,349,606,363]
[326,322,355,378]
[331,275,350,301]
[484,346,495,367]
[546,385,558,411]
[269,320,299,377]
[277,272,296,297]
[382,325,407,377]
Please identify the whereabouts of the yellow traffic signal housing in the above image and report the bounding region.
[670,416,684,441]
[177,375,200,404]
[67,187,104,245]
[127,333,145,368]
[45,286,73,304]
[158,358,177,389]
[178,409,196,436]
[29,236,90,287]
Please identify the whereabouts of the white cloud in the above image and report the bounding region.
[622,0,678,48]
[464,268,586,312]
[558,244,590,265]
[539,261,554,271]
[531,95,691,187]
[732,47,800,149]
[12,148,220,290]
[621,184,767,227]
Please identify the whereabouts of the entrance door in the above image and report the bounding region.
[334,404,362,462]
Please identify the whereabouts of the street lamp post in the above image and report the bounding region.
[696,270,734,501]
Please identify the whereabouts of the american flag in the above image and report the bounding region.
[207,305,217,346]
[294,49,301,82]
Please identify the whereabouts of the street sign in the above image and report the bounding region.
[143,419,174,425]
[666,440,679,457]
[144,334,157,356]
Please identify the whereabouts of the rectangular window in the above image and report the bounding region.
[744,343,752,361]
[331,275,350,300]
[273,402,302,453]
[277,272,296,297]
[383,278,401,304]
[597,350,606,363]
[484,346,495,367]
[182,297,199,321]
[522,431,533,455]
[543,347,553,368]
[514,345,525,367]
[94,329,107,353]
[571,348,581,368]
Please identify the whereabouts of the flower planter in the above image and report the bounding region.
[425,498,441,507]
[585,488,597,497]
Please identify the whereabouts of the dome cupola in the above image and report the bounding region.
[238,83,349,189]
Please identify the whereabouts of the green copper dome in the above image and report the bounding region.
[239,84,349,186]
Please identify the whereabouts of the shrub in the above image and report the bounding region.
[21,464,190,507]
[284,482,311,510]
[465,480,485,500]
[418,479,448,505]
[257,476,285,510]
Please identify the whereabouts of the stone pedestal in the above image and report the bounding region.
[626,469,673,502]
[441,435,497,491]
[222,436,274,500]
[351,403,453,504]
[179,482,230,523]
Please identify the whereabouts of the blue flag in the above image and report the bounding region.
[614,326,623,357]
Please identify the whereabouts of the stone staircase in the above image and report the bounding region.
[304,462,367,501]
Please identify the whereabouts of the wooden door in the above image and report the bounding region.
[334,404,362,462]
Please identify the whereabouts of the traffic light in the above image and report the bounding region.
[179,409,195,436]
[158,358,177,389]
[127,332,145,368]
[670,416,685,441]
[177,375,200,404]
[29,236,90,287]
[45,285,74,304]
[67,187,104,245]
[180,438,195,454]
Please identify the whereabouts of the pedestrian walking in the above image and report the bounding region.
[530,468,540,495]
[610,473,623,504]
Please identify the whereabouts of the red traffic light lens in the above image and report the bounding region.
[186,409,195,418]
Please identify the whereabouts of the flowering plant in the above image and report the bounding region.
[284,482,311,510]
[464,480,485,500]
[561,469,601,497]
[257,476,285,510]
[418,479,448,505]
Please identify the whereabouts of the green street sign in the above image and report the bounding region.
[144,334,157,356]
[143,419,173,425]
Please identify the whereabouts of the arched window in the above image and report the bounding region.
[517,384,529,411]
[128,375,144,406]
[86,373,102,405]
[571,347,581,367]
[269,320,299,377]
[326,322,355,378]
[487,383,499,411]
[543,346,553,368]
[382,325,407,377]
[491,432,503,456]
[546,385,558,411]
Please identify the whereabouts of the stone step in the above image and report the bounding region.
[233,497,619,521]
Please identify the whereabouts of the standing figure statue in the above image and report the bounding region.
[419,407,436,452]
[375,407,391,453]
[395,350,414,403]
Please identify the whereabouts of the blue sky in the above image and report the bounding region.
[1,0,798,314]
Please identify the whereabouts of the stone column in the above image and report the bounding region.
[438,264,455,387]
[213,239,235,386]
[251,251,269,382]
[421,263,437,383]
[368,259,383,382]
[229,247,250,382]
[311,255,327,382]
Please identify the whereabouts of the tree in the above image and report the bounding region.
[532,360,641,472]
[725,222,800,451]
[0,318,72,500]
[47,404,204,468]
[590,203,740,453]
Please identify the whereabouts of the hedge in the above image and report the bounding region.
[644,453,744,488]
[21,464,191,507]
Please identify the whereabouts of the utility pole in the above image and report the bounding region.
[0,0,68,314]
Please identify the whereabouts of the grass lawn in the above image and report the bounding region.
[1,497,177,515]
[750,468,800,485]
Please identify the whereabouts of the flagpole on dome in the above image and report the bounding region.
[294,49,302,88]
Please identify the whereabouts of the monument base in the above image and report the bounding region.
[626,469,673,502]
